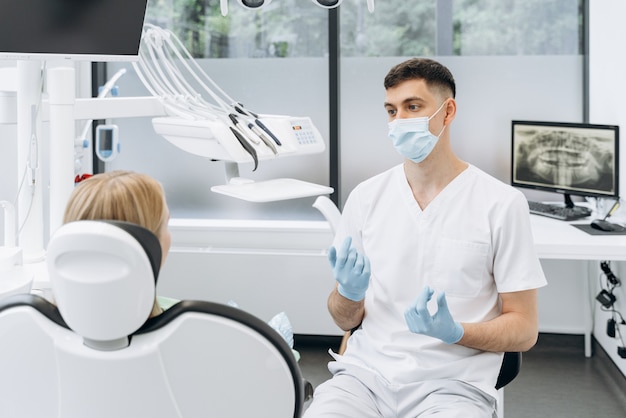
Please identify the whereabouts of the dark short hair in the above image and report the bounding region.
[384,58,456,98]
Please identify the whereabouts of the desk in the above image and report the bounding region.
[530,215,626,357]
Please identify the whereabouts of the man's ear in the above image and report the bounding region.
[443,98,457,123]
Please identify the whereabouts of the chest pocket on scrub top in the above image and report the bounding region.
[432,237,490,298]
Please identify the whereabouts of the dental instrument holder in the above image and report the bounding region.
[213,116,335,201]
[152,114,334,202]
[47,77,330,222]
[135,23,333,202]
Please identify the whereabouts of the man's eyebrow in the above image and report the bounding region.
[384,96,426,108]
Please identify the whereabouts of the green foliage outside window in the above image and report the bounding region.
[144,0,581,59]
[451,0,581,55]
[145,0,328,58]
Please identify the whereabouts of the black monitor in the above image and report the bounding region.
[511,120,619,206]
[0,0,148,62]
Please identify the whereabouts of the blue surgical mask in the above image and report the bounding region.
[387,101,447,163]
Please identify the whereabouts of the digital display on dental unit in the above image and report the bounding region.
[511,120,619,199]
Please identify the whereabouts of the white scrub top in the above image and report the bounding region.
[333,164,547,400]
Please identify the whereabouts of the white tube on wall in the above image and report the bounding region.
[47,66,77,237]
[16,60,44,262]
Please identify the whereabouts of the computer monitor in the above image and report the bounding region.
[0,0,148,62]
[511,120,619,206]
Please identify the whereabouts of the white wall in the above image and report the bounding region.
[157,219,341,336]
[537,260,590,334]
[589,0,626,376]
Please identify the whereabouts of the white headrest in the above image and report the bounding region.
[47,221,159,349]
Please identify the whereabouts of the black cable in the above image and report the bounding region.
[598,261,626,347]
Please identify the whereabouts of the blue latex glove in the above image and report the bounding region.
[328,236,371,302]
[404,286,464,344]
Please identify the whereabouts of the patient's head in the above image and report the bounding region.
[63,170,171,317]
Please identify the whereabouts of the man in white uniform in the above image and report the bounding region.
[304,58,547,417]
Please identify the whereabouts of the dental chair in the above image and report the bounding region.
[0,220,306,418]
[313,196,521,417]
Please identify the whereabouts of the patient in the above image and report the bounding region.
[63,170,171,318]
[62,170,297,351]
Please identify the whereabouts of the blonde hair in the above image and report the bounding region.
[63,170,168,317]
[63,170,168,237]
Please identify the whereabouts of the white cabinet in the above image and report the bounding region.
[157,218,342,336]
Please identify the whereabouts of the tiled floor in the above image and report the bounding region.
[294,333,626,417]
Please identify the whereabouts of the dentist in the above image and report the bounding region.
[305,58,547,418]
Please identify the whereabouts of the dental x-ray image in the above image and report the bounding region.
[512,121,618,196]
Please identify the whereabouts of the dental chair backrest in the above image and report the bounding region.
[0,220,305,418]
[48,220,161,350]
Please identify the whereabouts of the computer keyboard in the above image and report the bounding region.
[527,201,592,221]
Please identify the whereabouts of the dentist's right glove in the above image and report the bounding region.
[328,236,371,302]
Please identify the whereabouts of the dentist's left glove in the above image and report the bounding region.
[328,236,371,302]
[404,286,464,344]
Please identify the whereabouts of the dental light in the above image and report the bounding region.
[239,0,272,8]
[220,0,373,16]
[311,0,342,8]
[220,0,273,16]
[312,0,375,13]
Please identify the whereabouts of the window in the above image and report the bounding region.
[340,1,437,57]
[145,0,329,58]
[339,0,581,57]
[451,0,581,55]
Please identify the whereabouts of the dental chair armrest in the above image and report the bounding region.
[0,293,69,329]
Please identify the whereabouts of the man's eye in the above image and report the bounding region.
[387,109,396,116]
[408,104,420,111]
